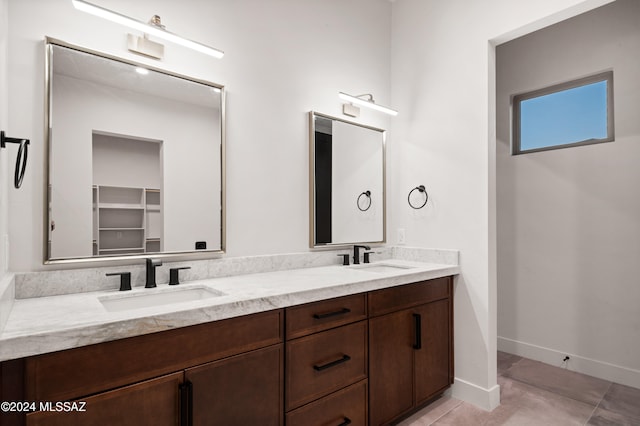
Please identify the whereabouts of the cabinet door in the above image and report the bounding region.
[368,310,414,426]
[26,372,182,426]
[414,299,451,405]
[185,344,283,426]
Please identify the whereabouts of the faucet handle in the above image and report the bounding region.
[337,254,350,266]
[106,272,132,291]
[363,252,373,264]
[169,267,191,285]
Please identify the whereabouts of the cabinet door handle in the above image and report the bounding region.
[313,307,351,319]
[179,381,193,426]
[338,417,352,426]
[413,313,422,350]
[313,354,351,371]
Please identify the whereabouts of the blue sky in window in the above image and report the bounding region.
[520,80,608,151]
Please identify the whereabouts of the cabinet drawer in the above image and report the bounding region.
[286,321,367,411]
[286,379,367,426]
[26,309,283,402]
[368,277,451,317]
[286,294,367,339]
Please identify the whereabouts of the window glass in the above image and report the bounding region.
[513,72,613,154]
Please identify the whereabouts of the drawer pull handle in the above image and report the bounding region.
[413,313,422,350]
[313,354,351,371]
[338,417,352,426]
[313,307,351,320]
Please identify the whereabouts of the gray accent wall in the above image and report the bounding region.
[497,0,640,388]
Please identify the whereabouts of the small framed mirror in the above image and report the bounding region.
[309,111,386,247]
[45,38,225,263]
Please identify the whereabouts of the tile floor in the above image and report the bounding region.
[397,352,640,426]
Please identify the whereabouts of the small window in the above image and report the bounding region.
[512,71,614,154]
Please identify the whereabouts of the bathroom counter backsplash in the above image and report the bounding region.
[14,246,457,299]
[0,247,459,361]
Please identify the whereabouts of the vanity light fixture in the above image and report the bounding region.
[71,0,224,59]
[338,92,398,117]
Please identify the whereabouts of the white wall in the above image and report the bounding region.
[92,135,161,189]
[7,0,391,271]
[497,0,640,388]
[0,0,8,278]
[389,0,614,410]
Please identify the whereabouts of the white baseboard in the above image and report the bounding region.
[498,336,640,389]
[451,377,500,411]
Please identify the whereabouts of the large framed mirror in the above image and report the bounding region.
[309,111,385,247]
[44,38,225,263]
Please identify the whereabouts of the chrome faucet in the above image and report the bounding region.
[145,258,162,288]
[353,245,371,265]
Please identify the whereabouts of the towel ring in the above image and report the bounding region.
[408,185,428,209]
[357,190,372,211]
[1,131,30,189]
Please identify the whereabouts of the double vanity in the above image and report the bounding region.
[0,36,459,425]
[0,249,458,425]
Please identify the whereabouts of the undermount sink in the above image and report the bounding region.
[349,263,416,273]
[99,286,226,312]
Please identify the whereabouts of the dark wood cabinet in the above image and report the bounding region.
[414,299,452,405]
[368,278,453,425]
[2,309,284,426]
[286,321,367,410]
[286,293,367,339]
[285,295,369,424]
[23,309,282,403]
[24,344,284,426]
[286,379,368,426]
[368,309,414,424]
[25,373,182,426]
[1,275,454,426]
[186,345,283,426]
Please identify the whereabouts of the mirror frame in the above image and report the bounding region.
[309,111,386,248]
[43,37,226,265]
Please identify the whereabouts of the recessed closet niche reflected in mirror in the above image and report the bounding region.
[91,132,162,256]
[45,39,225,263]
[310,112,385,247]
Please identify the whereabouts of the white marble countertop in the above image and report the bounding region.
[0,259,459,362]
